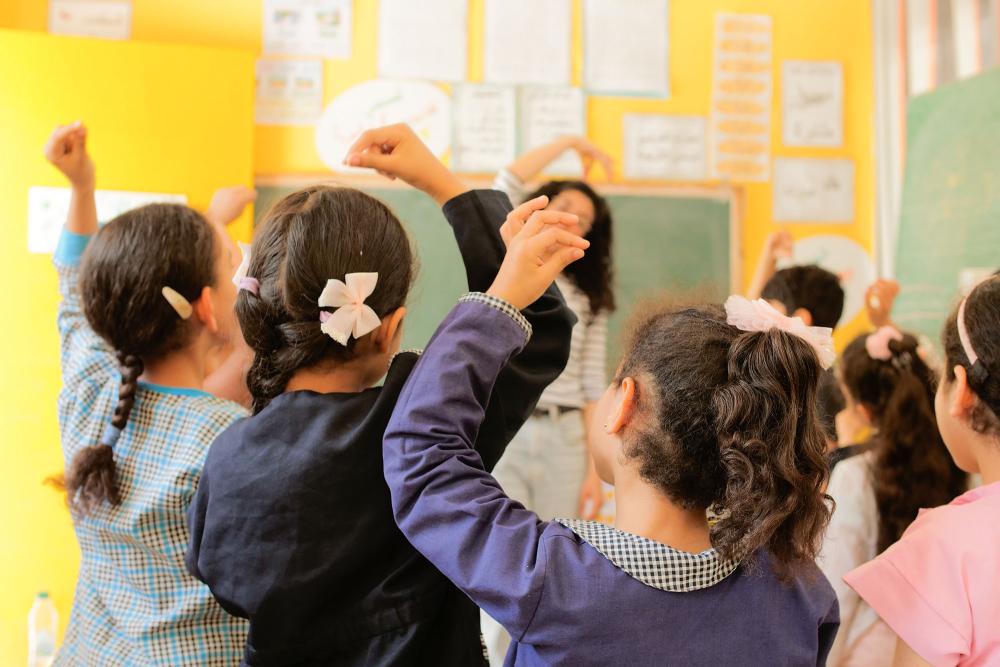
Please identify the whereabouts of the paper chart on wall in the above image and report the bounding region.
[484,0,572,86]
[773,158,855,223]
[583,0,669,97]
[263,0,352,59]
[519,87,586,177]
[314,79,452,173]
[782,60,844,147]
[255,59,324,126]
[623,114,707,181]
[709,13,772,182]
[27,187,187,254]
[49,0,131,40]
[377,0,467,82]
[451,84,518,174]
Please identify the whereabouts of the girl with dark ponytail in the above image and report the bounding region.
[820,327,967,666]
[46,122,253,665]
[381,295,839,665]
[846,276,1000,667]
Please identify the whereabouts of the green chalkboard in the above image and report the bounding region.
[255,185,731,369]
[893,68,1000,341]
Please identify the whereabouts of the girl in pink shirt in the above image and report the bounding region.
[845,275,1000,667]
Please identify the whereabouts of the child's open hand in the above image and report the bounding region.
[343,124,466,205]
[44,121,95,190]
[487,196,589,310]
[764,229,794,261]
[206,185,258,227]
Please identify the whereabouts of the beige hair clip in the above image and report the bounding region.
[161,286,193,320]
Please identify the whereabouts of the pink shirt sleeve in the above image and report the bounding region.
[844,508,972,667]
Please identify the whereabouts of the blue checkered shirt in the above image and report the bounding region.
[53,231,249,666]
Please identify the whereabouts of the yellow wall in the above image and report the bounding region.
[0,29,254,665]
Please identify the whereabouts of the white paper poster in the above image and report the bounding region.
[623,114,707,181]
[786,235,875,323]
[519,87,586,177]
[255,59,324,126]
[27,187,187,254]
[583,0,669,97]
[263,0,352,59]
[49,0,131,40]
[452,84,518,174]
[710,13,772,182]
[782,60,844,147]
[773,158,855,223]
[315,79,452,173]
[377,0,467,82]
[484,0,572,86]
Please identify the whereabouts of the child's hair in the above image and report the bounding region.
[523,180,615,316]
[839,332,967,552]
[67,204,220,514]
[237,186,415,414]
[942,276,1000,437]
[761,265,845,329]
[615,303,831,579]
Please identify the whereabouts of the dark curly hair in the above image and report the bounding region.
[65,204,219,514]
[941,276,1000,437]
[762,265,844,329]
[523,180,615,316]
[237,186,415,414]
[839,331,967,552]
[615,302,832,580]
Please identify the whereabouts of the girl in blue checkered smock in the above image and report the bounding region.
[45,122,251,666]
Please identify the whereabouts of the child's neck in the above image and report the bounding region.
[613,471,712,554]
[141,340,211,390]
[975,442,1000,486]
[285,359,381,395]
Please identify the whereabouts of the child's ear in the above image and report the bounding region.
[193,286,219,334]
[950,365,978,419]
[374,307,407,353]
[606,377,638,435]
[793,308,814,326]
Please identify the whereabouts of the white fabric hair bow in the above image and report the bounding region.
[724,296,836,369]
[318,272,381,345]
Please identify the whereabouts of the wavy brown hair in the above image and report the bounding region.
[839,332,967,552]
[237,186,415,414]
[65,204,219,514]
[615,303,831,580]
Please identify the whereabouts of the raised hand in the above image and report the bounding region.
[572,136,615,180]
[865,279,900,328]
[44,121,95,191]
[206,186,257,227]
[764,229,794,261]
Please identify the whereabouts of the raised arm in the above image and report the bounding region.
[504,135,614,184]
[747,230,792,299]
[383,212,587,638]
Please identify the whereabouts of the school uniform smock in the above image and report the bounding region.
[53,230,249,666]
[186,190,575,666]
[845,480,1000,667]
[383,299,841,666]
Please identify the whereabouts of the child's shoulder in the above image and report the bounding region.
[903,481,1000,550]
[168,392,249,445]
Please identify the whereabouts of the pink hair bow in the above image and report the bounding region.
[318,272,381,346]
[232,242,259,295]
[724,296,836,369]
[865,326,903,361]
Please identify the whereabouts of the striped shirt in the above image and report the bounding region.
[53,230,249,666]
[493,169,608,407]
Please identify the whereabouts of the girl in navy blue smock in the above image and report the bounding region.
[384,293,841,666]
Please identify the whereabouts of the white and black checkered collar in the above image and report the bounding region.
[555,519,739,593]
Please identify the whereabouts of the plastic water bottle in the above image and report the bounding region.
[27,592,58,667]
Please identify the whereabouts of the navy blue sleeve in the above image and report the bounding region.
[383,299,551,641]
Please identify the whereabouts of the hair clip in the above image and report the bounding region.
[724,295,836,369]
[161,286,193,320]
[865,326,903,361]
[318,272,381,346]
[232,242,259,296]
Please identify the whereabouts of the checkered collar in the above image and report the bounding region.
[555,519,739,593]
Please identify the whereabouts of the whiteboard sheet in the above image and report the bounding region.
[49,0,131,40]
[519,87,586,177]
[452,84,518,174]
[263,0,352,59]
[583,0,669,97]
[255,59,324,126]
[709,13,772,182]
[773,158,855,223]
[28,187,187,254]
[623,114,707,181]
[484,0,571,86]
[782,60,844,147]
[377,0,467,81]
